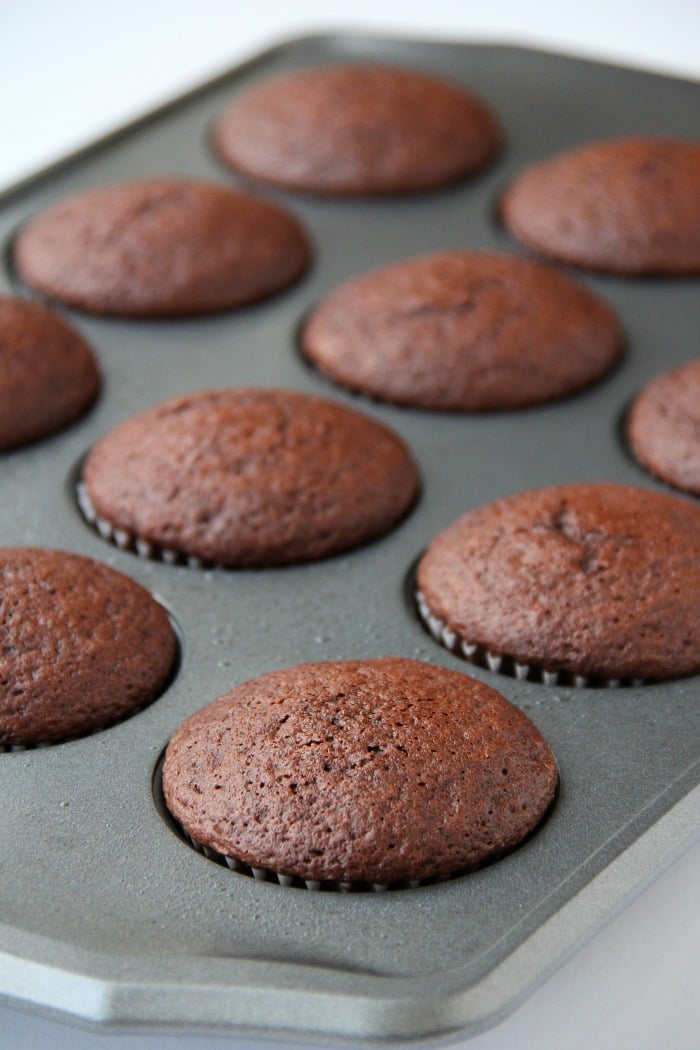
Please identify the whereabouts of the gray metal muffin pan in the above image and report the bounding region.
[0,33,698,1045]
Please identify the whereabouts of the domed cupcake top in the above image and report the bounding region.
[0,295,99,450]
[162,657,558,886]
[501,137,700,274]
[417,482,700,683]
[213,64,501,195]
[302,251,623,410]
[14,178,310,316]
[82,388,419,566]
[0,548,176,747]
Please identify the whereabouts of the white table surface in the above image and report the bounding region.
[2,4,699,1049]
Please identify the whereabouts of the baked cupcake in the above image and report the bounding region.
[627,359,700,496]
[0,295,99,450]
[501,137,700,274]
[302,251,623,410]
[79,388,419,566]
[14,178,310,316]
[416,483,700,686]
[0,548,176,748]
[162,657,558,889]
[213,64,501,196]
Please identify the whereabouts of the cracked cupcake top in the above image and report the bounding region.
[162,657,558,885]
[302,251,623,410]
[417,483,700,682]
[83,388,419,566]
[14,178,310,316]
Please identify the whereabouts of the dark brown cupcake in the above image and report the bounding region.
[416,483,700,685]
[0,295,99,450]
[627,359,700,496]
[80,388,419,566]
[501,137,700,274]
[14,178,310,316]
[162,657,558,887]
[302,251,623,410]
[213,64,501,196]
[0,548,176,748]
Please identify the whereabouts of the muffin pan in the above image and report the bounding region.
[0,34,698,1043]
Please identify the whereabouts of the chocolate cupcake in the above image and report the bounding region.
[416,483,700,686]
[302,251,623,410]
[80,388,419,566]
[0,295,99,450]
[213,64,501,196]
[0,548,176,748]
[14,178,310,316]
[501,137,700,274]
[162,657,558,889]
[627,359,700,496]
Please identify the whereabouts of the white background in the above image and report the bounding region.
[3,1,700,191]
[2,3,699,1049]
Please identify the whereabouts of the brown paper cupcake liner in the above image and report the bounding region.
[1,740,53,753]
[415,589,646,689]
[76,481,213,568]
[156,726,558,894]
[177,823,454,893]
